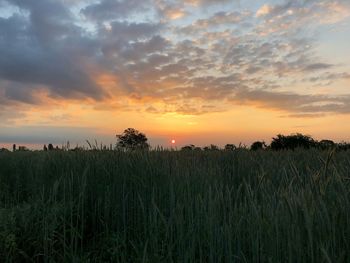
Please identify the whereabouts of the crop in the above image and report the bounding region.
[0,149,349,262]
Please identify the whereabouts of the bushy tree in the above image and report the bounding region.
[116,128,149,150]
[250,141,266,151]
[270,133,315,151]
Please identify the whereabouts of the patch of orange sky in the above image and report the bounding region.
[11,94,350,148]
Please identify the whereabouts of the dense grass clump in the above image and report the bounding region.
[0,149,349,262]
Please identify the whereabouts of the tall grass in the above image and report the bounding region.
[0,149,349,262]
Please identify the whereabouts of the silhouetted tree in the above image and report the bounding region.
[43,145,48,151]
[48,144,54,151]
[270,133,315,151]
[224,144,236,151]
[116,128,149,150]
[13,144,16,152]
[270,135,285,151]
[251,141,267,151]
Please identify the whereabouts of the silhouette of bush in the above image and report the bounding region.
[181,144,196,151]
[180,145,202,151]
[0,148,10,152]
[48,144,54,151]
[317,140,336,150]
[203,144,220,151]
[270,133,315,151]
[251,141,267,151]
[116,128,149,151]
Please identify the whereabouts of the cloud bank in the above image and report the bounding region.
[0,0,349,123]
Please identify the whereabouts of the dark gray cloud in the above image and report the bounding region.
[0,44,104,100]
[81,0,151,21]
[108,21,162,40]
[306,72,350,85]
[9,0,74,43]
[0,80,40,104]
[231,88,350,114]
[304,63,334,71]
[0,0,106,102]
[98,21,165,60]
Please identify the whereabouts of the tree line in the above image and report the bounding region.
[183,133,350,152]
[1,128,350,152]
[114,129,350,152]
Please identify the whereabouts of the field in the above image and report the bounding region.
[0,149,349,262]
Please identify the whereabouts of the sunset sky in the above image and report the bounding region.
[0,0,350,148]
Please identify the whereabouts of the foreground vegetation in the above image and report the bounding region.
[0,149,349,262]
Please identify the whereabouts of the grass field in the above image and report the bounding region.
[0,149,349,262]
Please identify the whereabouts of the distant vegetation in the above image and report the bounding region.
[181,133,349,152]
[2,129,350,153]
[0,148,349,262]
[0,148,10,153]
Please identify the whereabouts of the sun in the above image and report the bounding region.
[171,139,176,144]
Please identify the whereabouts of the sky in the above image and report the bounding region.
[0,0,350,149]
